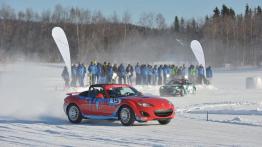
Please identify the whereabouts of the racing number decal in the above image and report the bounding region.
[109,98,121,105]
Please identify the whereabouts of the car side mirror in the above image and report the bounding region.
[138,92,143,96]
[96,93,104,99]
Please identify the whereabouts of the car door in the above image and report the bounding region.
[101,87,125,116]
[78,91,93,115]
[87,86,108,115]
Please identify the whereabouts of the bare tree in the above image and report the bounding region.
[138,12,154,28]
[155,13,166,29]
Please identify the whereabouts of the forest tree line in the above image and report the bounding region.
[0,4,261,67]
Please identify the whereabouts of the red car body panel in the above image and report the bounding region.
[64,84,176,122]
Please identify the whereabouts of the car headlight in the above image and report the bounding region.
[137,102,154,107]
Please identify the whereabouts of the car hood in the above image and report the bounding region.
[122,95,171,106]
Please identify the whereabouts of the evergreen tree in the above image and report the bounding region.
[257,6,262,15]
[213,7,220,18]
[221,4,230,17]
[180,17,185,32]
[229,8,235,18]
[245,4,250,16]
[174,16,180,32]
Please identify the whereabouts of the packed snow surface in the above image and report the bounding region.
[0,63,262,146]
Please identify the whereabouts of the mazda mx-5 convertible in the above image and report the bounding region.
[64,84,175,126]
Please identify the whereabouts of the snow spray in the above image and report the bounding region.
[52,27,72,79]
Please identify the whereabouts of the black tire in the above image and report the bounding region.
[158,119,171,125]
[119,106,135,126]
[67,104,82,124]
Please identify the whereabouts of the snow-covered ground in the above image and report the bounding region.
[0,63,262,146]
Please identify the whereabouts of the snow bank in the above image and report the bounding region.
[246,77,262,89]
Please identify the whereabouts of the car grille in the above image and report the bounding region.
[154,109,173,117]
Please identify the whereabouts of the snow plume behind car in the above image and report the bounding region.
[0,62,65,120]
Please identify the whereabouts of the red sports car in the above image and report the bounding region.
[64,84,175,126]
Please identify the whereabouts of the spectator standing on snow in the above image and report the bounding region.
[141,64,148,85]
[107,62,113,83]
[96,63,102,84]
[188,65,197,83]
[118,64,126,84]
[88,61,97,85]
[197,64,205,84]
[181,64,186,79]
[171,65,178,79]
[61,66,70,88]
[126,64,134,85]
[163,65,168,84]
[100,62,107,84]
[206,66,213,85]
[135,63,141,85]
[152,65,158,85]
[71,64,77,87]
[158,65,163,85]
[77,63,86,87]
[112,64,118,83]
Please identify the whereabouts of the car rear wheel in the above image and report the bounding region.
[119,106,135,126]
[67,104,82,124]
[158,119,171,125]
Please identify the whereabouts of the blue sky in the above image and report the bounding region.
[0,0,261,24]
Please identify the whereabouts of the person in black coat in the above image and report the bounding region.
[61,66,70,88]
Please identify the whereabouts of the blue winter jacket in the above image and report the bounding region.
[142,66,148,76]
[206,67,213,78]
[198,66,205,76]
[153,68,158,76]
[88,64,97,75]
[158,67,162,76]
[118,65,126,77]
[148,68,153,76]
[135,65,141,74]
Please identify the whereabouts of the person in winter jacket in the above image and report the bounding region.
[158,65,163,85]
[126,64,134,85]
[112,64,118,83]
[171,65,178,79]
[77,63,86,87]
[88,61,97,85]
[118,64,126,84]
[135,63,141,85]
[96,63,102,84]
[188,65,197,83]
[152,65,158,85]
[163,65,168,84]
[100,62,107,84]
[205,66,213,85]
[141,64,148,85]
[71,64,77,87]
[181,64,186,78]
[61,66,70,88]
[147,65,153,85]
[107,62,113,83]
[197,64,205,84]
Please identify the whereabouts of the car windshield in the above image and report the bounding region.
[108,87,141,98]
[167,80,182,85]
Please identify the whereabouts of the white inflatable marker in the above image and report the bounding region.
[52,27,72,79]
[190,40,206,76]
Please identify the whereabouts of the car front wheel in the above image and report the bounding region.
[119,106,135,126]
[158,119,171,125]
[67,104,82,124]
